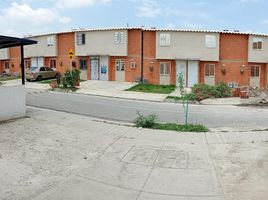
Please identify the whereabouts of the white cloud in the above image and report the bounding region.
[239,0,258,3]
[136,0,209,20]
[136,0,161,18]
[0,2,71,36]
[55,0,111,9]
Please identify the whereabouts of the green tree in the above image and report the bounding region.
[178,73,189,126]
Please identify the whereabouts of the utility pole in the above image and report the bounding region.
[141,29,144,83]
[20,44,25,85]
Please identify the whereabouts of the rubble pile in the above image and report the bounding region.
[240,86,268,105]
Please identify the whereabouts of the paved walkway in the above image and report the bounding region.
[77,80,168,102]
[0,107,267,200]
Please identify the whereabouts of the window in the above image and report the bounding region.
[72,61,77,68]
[130,62,136,69]
[45,67,53,71]
[205,64,215,76]
[79,59,87,70]
[160,62,171,75]
[159,33,171,46]
[205,35,216,48]
[114,32,125,44]
[49,59,57,69]
[251,65,260,77]
[40,67,45,72]
[25,60,31,69]
[115,59,125,71]
[47,36,54,46]
[77,33,86,45]
[253,38,263,50]
[4,61,9,69]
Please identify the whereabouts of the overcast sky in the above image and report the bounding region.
[0,0,268,37]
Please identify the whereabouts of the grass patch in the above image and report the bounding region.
[0,76,21,81]
[134,112,209,133]
[153,123,209,132]
[37,79,55,84]
[126,84,176,94]
[166,96,184,101]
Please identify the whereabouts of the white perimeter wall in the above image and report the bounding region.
[0,85,25,121]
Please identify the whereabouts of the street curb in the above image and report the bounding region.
[48,90,166,103]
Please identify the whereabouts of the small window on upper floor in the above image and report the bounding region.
[114,32,125,44]
[159,33,171,46]
[253,38,263,50]
[77,33,86,45]
[47,36,54,46]
[205,35,216,48]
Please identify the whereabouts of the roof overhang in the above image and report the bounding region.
[0,35,37,49]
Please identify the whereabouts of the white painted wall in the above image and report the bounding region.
[156,32,219,61]
[75,30,128,56]
[24,35,58,58]
[0,48,9,60]
[0,85,25,121]
[248,35,268,63]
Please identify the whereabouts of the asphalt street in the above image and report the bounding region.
[26,91,268,128]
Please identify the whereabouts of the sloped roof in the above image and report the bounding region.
[25,27,268,38]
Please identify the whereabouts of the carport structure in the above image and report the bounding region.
[0,35,37,85]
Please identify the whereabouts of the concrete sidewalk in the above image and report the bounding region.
[1,79,50,90]
[77,80,168,102]
[0,107,267,200]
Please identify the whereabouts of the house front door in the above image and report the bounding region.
[90,57,99,80]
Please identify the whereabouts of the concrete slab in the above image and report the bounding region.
[138,192,188,200]
[220,131,268,143]
[143,168,222,196]
[205,132,225,144]
[125,128,207,144]
[122,147,159,166]
[188,151,212,169]
[209,143,268,200]
[79,158,152,191]
[154,150,188,169]
[101,143,133,162]
[138,193,224,200]
[35,176,139,200]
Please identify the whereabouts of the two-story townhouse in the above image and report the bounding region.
[153,29,220,86]
[24,34,58,71]
[247,35,268,88]
[203,32,268,89]
[74,28,140,81]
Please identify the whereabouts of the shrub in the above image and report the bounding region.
[184,93,197,101]
[214,82,231,98]
[62,69,80,88]
[191,83,214,101]
[134,112,158,128]
[191,82,231,101]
